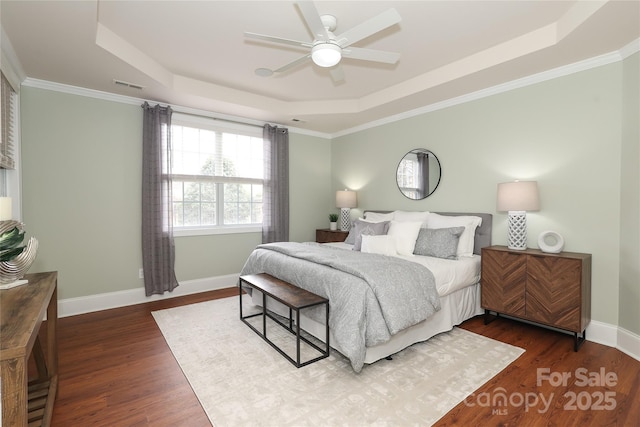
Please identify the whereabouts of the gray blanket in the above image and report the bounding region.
[239,242,440,372]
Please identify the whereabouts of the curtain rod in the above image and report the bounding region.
[177,111,263,129]
[145,102,288,130]
[172,106,287,129]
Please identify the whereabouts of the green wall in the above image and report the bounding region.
[619,52,640,334]
[333,57,638,333]
[22,90,144,300]
[20,87,331,299]
[19,53,639,336]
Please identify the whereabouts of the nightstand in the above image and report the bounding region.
[481,245,591,351]
[316,229,349,243]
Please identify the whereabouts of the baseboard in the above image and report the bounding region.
[584,322,640,361]
[617,326,640,362]
[486,313,639,362]
[585,320,619,348]
[58,274,239,318]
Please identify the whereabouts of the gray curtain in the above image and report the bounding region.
[416,151,429,199]
[262,124,289,243]
[141,102,179,296]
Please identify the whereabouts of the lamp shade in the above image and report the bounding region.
[497,181,540,212]
[311,43,341,67]
[336,190,357,208]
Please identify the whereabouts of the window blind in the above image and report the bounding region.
[0,72,17,170]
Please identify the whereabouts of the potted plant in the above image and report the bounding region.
[329,213,339,230]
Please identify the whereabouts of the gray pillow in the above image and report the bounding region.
[348,220,390,251]
[413,227,464,259]
[344,223,357,245]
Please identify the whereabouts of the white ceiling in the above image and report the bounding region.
[2,1,639,136]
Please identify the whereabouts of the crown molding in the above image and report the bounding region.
[620,37,640,60]
[21,78,331,140]
[332,42,638,138]
[23,78,143,106]
[21,38,639,141]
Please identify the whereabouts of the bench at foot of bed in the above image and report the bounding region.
[239,273,330,368]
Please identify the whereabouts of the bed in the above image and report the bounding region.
[239,211,492,372]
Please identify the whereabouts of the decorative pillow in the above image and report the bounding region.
[386,220,423,256]
[393,211,430,227]
[350,220,391,251]
[413,227,464,259]
[344,218,367,244]
[361,235,397,256]
[426,214,482,257]
[363,211,395,222]
[344,219,361,244]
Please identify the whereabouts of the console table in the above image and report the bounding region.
[1,271,58,427]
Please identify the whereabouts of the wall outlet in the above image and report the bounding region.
[139,268,144,279]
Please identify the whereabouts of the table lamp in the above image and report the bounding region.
[336,190,357,231]
[497,181,540,250]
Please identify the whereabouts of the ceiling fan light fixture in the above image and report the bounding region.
[311,43,341,67]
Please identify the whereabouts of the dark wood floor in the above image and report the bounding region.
[44,288,639,426]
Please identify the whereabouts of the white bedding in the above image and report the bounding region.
[323,241,481,297]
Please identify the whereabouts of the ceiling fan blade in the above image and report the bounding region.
[336,8,401,48]
[342,46,400,64]
[296,1,330,41]
[244,32,311,49]
[329,66,345,84]
[273,54,311,73]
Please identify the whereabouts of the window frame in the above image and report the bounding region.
[0,69,21,219]
[170,113,263,237]
[0,72,17,170]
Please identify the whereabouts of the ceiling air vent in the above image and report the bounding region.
[113,79,144,90]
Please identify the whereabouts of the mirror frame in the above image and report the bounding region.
[396,148,441,200]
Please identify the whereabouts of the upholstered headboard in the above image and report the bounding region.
[363,211,492,256]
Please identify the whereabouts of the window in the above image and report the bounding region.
[1,72,17,171]
[396,154,420,199]
[170,114,263,234]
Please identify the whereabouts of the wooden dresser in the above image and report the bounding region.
[1,271,58,426]
[481,246,591,350]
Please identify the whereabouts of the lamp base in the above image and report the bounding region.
[340,208,351,231]
[507,211,528,250]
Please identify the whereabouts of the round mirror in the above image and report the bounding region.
[396,149,441,200]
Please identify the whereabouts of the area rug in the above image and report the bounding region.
[152,296,524,427]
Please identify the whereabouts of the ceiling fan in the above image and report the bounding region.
[244,1,401,82]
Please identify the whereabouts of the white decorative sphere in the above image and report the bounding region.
[538,230,564,253]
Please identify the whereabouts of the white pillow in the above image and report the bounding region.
[393,210,430,226]
[387,220,423,256]
[363,211,395,222]
[360,235,397,256]
[426,213,482,257]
